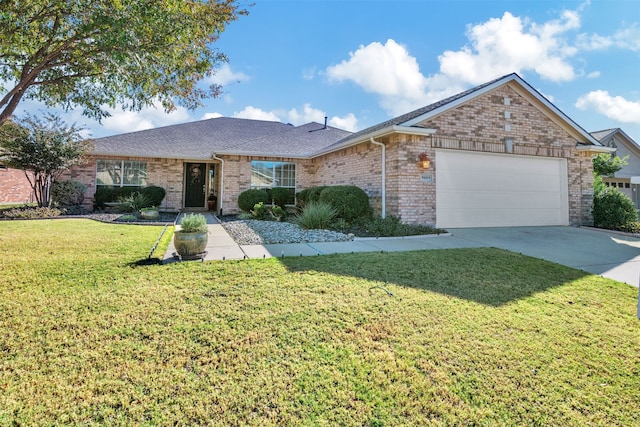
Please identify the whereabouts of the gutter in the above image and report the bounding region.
[370,137,386,219]
[312,125,436,158]
[575,144,616,154]
[211,154,225,215]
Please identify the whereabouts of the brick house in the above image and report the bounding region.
[0,164,35,205]
[61,73,611,228]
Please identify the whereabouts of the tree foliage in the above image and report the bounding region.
[0,113,92,207]
[593,153,628,177]
[0,0,248,124]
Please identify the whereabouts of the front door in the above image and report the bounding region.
[185,163,206,208]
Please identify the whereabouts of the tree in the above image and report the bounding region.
[0,0,248,125]
[0,113,92,207]
[593,153,628,177]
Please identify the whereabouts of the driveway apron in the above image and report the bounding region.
[450,226,640,287]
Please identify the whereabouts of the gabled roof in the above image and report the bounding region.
[92,73,604,161]
[591,128,639,147]
[315,73,603,156]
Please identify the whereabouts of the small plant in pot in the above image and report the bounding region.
[174,213,208,259]
[139,206,159,220]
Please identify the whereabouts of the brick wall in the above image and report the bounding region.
[305,82,594,226]
[0,167,36,204]
[62,155,186,211]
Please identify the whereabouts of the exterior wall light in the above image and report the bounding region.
[418,152,431,169]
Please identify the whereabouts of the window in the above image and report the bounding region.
[251,161,296,204]
[96,159,147,187]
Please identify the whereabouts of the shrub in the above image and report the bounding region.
[364,216,442,237]
[307,186,328,203]
[2,206,62,219]
[270,205,286,221]
[93,186,115,209]
[238,189,269,212]
[116,192,150,213]
[51,180,86,207]
[251,202,269,220]
[93,186,142,209]
[270,187,292,207]
[296,201,338,230]
[180,213,208,233]
[140,185,166,207]
[295,188,312,207]
[593,187,638,230]
[318,185,370,222]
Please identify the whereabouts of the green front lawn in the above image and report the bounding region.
[0,219,638,426]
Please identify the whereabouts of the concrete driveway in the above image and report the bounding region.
[449,226,640,287]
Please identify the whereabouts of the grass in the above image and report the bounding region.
[0,219,639,425]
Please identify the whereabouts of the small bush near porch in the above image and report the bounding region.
[0,219,638,425]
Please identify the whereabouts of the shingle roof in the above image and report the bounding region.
[91,117,352,159]
[92,118,299,159]
[590,128,620,142]
[92,73,601,160]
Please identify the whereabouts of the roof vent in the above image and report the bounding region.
[324,116,327,129]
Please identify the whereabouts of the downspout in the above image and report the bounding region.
[370,137,386,219]
[212,154,224,215]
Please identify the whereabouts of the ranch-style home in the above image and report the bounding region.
[58,72,611,228]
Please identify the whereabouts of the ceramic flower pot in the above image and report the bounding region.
[173,230,208,257]
[140,208,159,220]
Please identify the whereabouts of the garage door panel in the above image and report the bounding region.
[435,150,569,228]
[440,173,561,192]
[438,190,563,210]
[438,208,563,227]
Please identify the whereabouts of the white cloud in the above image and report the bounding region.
[302,66,317,80]
[100,101,191,133]
[233,106,280,122]
[206,63,250,86]
[229,103,359,131]
[325,5,590,117]
[575,90,640,123]
[578,24,640,52]
[439,10,579,84]
[201,112,223,120]
[586,71,601,79]
[329,113,358,132]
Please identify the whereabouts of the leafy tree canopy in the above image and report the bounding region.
[0,113,93,207]
[0,0,248,124]
[593,153,628,177]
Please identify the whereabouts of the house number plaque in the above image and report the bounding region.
[420,173,434,184]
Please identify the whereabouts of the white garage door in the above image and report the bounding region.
[435,150,569,228]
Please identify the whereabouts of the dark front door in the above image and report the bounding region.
[185,163,206,208]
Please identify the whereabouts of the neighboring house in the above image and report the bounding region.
[0,164,35,205]
[590,128,640,209]
[62,73,610,228]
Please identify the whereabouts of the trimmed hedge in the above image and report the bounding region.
[94,185,165,210]
[140,185,166,207]
[238,189,269,212]
[318,185,370,222]
[269,187,292,207]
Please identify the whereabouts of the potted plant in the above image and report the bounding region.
[140,206,159,220]
[207,192,217,211]
[174,213,208,258]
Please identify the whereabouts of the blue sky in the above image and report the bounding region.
[21,0,640,142]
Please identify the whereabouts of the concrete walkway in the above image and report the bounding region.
[163,216,640,287]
